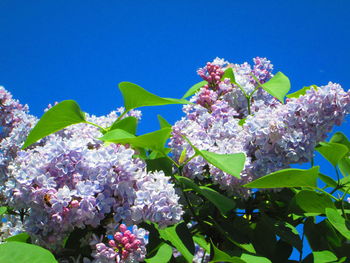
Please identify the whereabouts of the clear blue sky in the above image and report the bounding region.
[1,0,349,260]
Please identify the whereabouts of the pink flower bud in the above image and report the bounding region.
[119,224,127,233]
[122,250,129,259]
[124,243,132,250]
[131,239,141,248]
[114,232,123,241]
[121,237,129,245]
[70,200,79,208]
[108,239,116,247]
[129,234,136,242]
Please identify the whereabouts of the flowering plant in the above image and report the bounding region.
[0,57,350,263]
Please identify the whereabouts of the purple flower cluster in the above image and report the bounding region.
[0,87,182,251]
[170,58,350,195]
[90,224,147,263]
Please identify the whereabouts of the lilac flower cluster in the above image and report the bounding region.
[170,57,350,195]
[90,224,147,263]
[0,87,182,253]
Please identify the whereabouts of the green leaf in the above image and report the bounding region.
[313,250,337,263]
[199,186,236,215]
[0,206,7,215]
[295,190,336,214]
[158,222,194,263]
[221,68,236,83]
[325,208,350,240]
[4,233,30,243]
[318,173,338,188]
[182,80,208,99]
[193,235,210,253]
[210,242,246,263]
[286,85,317,99]
[316,142,349,166]
[22,100,86,149]
[0,242,57,263]
[157,114,171,129]
[184,136,246,178]
[261,72,291,103]
[330,132,350,152]
[146,157,173,176]
[175,175,235,215]
[272,222,302,252]
[241,254,272,263]
[200,151,246,179]
[145,243,173,263]
[339,157,350,177]
[244,167,319,188]
[109,116,138,134]
[100,128,172,153]
[119,82,189,111]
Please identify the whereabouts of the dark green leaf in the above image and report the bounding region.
[158,222,194,263]
[221,68,236,83]
[4,233,30,243]
[244,167,319,188]
[100,128,171,153]
[325,208,350,240]
[157,114,171,129]
[145,243,173,263]
[22,100,86,149]
[199,186,236,215]
[316,142,349,166]
[0,242,57,263]
[146,157,173,176]
[109,116,138,134]
[0,206,7,215]
[261,72,291,103]
[119,82,189,110]
[273,222,302,252]
[286,85,317,99]
[295,190,336,214]
[313,250,337,263]
[175,175,202,193]
[182,80,208,99]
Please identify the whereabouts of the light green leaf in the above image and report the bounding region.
[5,233,30,243]
[0,242,57,263]
[199,186,236,215]
[22,100,86,149]
[244,167,319,188]
[193,235,210,253]
[100,128,171,153]
[158,222,194,263]
[313,250,337,263]
[330,132,350,152]
[0,206,7,215]
[157,114,171,129]
[261,72,291,103]
[286,85,317,99]
[210,242,246,263]
[241,254,272,263]
[316,142,349,166]
[109,116,138,134]
[145,243,172,263]
[184,136,245,178]
[200,150,245,179]
[119,82,189,110]
[221,68,236,83]
[325,208,350,240]
[339,157,350,177]
[318,173,338,188]
[295,190,336,214]
[182,80,208,99]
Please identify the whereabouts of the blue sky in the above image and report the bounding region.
[1,0,350,260]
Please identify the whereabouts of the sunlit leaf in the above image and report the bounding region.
[109,116,138,134]
[145,243,172,263]
[22,100,86,149]
[157,114,171,128]
[221,67,236,83]
[5,233,30,243]
[286,85,317,99]
[119,82,189,110]
[325,208,350,240]
[244,167,319,188]
[316,142,348,166]
[182,80,208,99]
[261,72,291,103]
[295,190,335,214]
